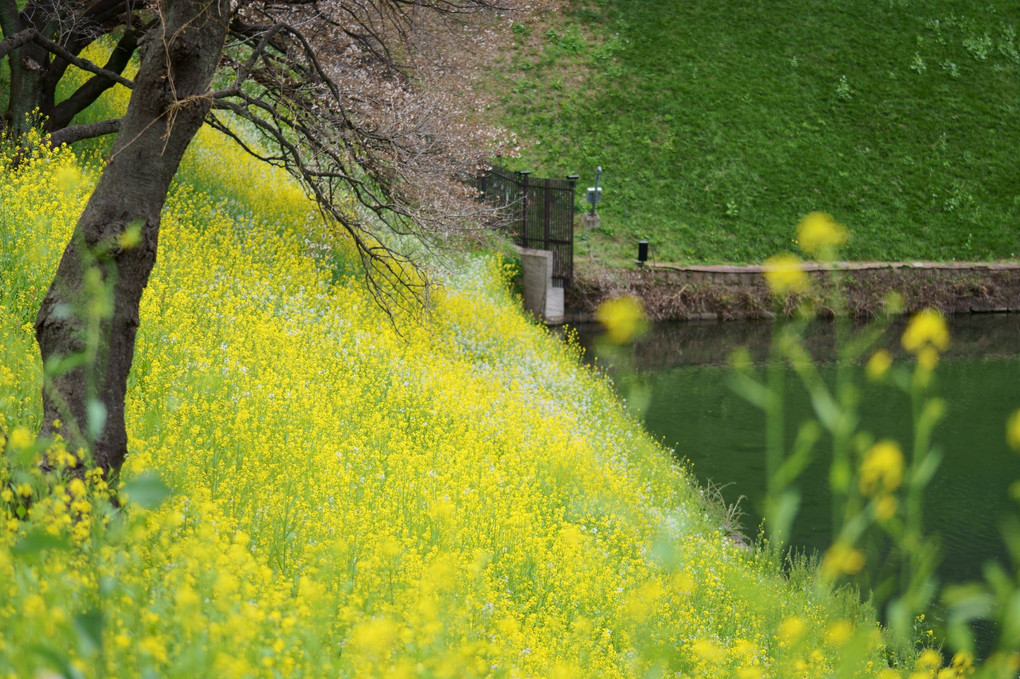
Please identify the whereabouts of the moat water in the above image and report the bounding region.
[572,313,1020,652]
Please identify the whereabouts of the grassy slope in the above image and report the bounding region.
[0,59,900,678]
[489,0,1020,266]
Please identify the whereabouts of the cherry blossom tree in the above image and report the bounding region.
[0,0,537,476]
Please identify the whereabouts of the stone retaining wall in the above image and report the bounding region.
[564,262,1020,324]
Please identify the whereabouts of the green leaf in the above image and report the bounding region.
[727,372,770,410]
[73,609,104,655]
[807,385,841,432]
[120,472,170,510]
[86,400,107,440]
[44,351,88,378]
[943,583,994,623]
[886,598,912,646]
[12,530,71,556]
[14,439,40,467]
[767,490,800,545]
[626,382,651,419]
[28,644,85,679]
[912,447,944,487]
[775,421,820,487]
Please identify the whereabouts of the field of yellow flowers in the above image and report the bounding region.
[0,103,915,678]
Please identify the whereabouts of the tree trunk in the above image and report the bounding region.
[0,0,48,138]
[34,0,229,476]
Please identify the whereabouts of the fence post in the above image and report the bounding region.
[566,174,579,286]
[519,170,530,250]
[543,178,553,253]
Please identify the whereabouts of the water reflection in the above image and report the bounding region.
[583,313,1020,372]
[572,315,1020,635]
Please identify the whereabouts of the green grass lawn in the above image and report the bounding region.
[487,0,1020,266]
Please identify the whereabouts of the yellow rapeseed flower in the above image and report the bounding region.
[778,615,806,646]
[797,211,848,259]
[118,220,144,250]
[902,309,950,356]
[917,346,939,372]
[860,440,904,496]
[916,648,942,671]
[874,495,898,521]
[821,543,866,579]
[595,294,648,345]
[824,619,854,647]
[348,617,398,658]
[1007,409,1020,453]
[53,164,85,196]
[1,90,919,677]
[950,650,973,673]
[690,637,725,664]
[866,349,893,381]
[139,635,168,664]
[7,427,33,451]
[764,254,810,297]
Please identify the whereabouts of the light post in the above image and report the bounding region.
[581,166,602,231]
[587,166,603,216]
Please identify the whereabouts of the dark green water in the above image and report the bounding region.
[573,314,1020,640]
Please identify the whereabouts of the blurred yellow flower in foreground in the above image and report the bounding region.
[821,543,866,579]
[915,648,942,671]
[777,615,806,646]
[6,427,33,452]
[874,495,898,521]
[53,164,85,196]
[1007,409,1020,453]
[950,650,974,674]
[902,309,949,355]
[764,254,810,297]
[865,349,893,381]
[797,211,847,259]
[824,619,854,647]
[118,220,144,250]
[596,294,648,345]
[859,440,904,495]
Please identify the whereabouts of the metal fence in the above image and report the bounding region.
[476,164,577,287]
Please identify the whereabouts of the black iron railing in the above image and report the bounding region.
[476,164,577,287]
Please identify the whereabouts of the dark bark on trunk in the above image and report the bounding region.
[2,0,139,138]
[47,118,121,147]
[3,32,50,138]
[44,29,139,132]
[34,0,229,476]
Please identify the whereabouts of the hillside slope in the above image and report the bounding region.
[0,125,899,675]
[487,0,1020,266]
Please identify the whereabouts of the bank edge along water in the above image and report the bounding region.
[565,260,1020,324]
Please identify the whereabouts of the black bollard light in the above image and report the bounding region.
[637,240,649,266]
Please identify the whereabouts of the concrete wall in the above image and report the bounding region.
[565,262,1020,322]
[516,246,564,325]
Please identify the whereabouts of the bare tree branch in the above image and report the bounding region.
[46,28,139,130]
[47,117,121,146]
[0,28,40,60]
[28,30,134,89]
